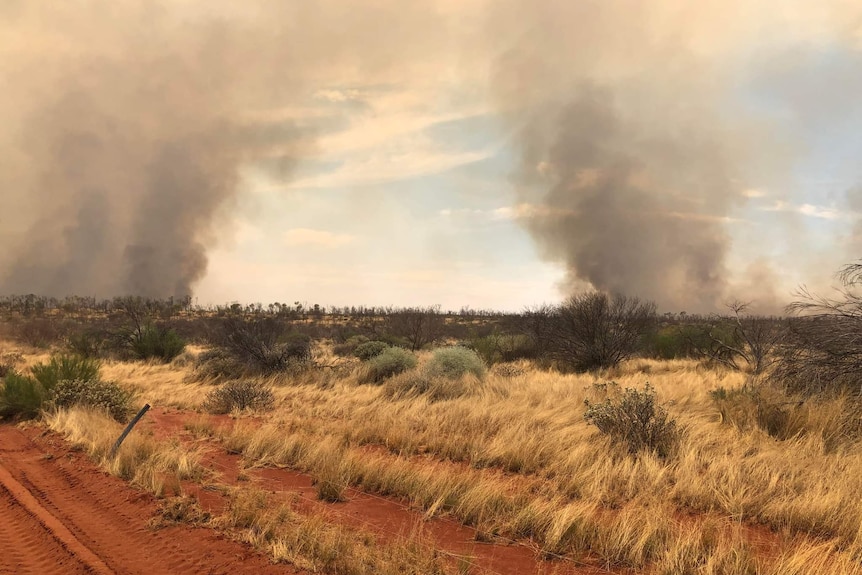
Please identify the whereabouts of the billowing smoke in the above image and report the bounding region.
[3,1,862,309]
[489,0,862,312]
[0,1,454,298]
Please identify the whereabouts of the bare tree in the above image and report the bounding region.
[385,306,444,351]
[218,317,311,374]
[546,292,656,372]
[774,262,862,395]
[690,301,785,374]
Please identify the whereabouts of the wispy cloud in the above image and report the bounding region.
[761,200,843,219]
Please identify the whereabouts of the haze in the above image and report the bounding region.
[2,1,861,313]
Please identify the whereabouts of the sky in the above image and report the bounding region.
[2,1,862,314]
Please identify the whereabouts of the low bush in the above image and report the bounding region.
[65,330,107,359]
[0,352,23,378]
[218,318,310,374]
[194,349,247,381]
[424,347,487,380]
[332,335,369,357]
[130,325,186,363]
[15,318,67,348]
[0,371,45,419]
[353,341,388,361]
[363,347,417,383]
[583,383,680,458]
[50,379,133,421]
[709,385,859,446]
[203,380,275,414]
[31,355,100,393]
[469,334,536,365]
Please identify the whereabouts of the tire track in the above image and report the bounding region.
[0,424,298,575]
[0,461,113,574]
[0,484,93,575]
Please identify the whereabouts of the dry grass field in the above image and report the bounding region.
[4,328,861,574]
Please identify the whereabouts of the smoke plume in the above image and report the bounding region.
[489,0,862,312]
[0,1,453,298]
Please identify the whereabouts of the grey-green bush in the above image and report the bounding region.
[50,379,133,421]
[203,380,275,414]
[584,383,679,458]
[424,347,486,380]
[353,341,388,361]
[364,347,417,383]
[332,335,369,357]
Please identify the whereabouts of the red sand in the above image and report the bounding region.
[0,423,300,575]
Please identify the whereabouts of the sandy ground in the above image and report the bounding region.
[0,422,300,575]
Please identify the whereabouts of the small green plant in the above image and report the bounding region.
[0,371,45,419]
[424,347,487,380]
[130,325,186,362]
[364,347,417,383]
[50,379,133,421]
[31,355,101,393]
[203,380,275,414]
[353,341,388,361]
[583,383,680,458]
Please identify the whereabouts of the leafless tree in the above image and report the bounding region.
[385,306,444,351]
[545,292,656,372]
[690,301,786,374]
[773,261,862,395]
[218,317,310,374]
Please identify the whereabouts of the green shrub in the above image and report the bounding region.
[583,383,680,458]
[50,379,133,421]
[31,355,100,394]
[425,347,487,380]
[203,380,275,414]
[353,341,388,361]
[0,371,45,419]
[130,325,186,362]
[364,347,417,383]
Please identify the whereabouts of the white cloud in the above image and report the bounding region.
[762,200,842,219]
[283,228,355,248]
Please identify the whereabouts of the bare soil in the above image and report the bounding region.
[0,422,299,575]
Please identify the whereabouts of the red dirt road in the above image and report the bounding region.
[0,423,300,575]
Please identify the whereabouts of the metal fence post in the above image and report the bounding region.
[110,403,151,458]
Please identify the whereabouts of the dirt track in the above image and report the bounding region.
[0,424,298,575]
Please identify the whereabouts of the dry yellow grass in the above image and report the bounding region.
[192,355,862,571]
[8,335,862,573]
[45,407,206,496]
